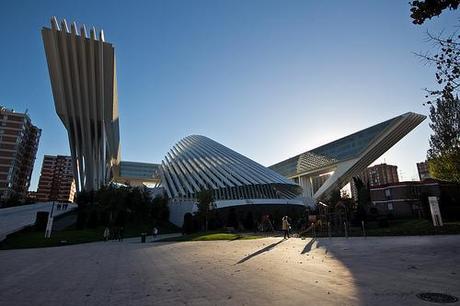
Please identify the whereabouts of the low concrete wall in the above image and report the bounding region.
[0,202,77,241]
[168,200,196,227]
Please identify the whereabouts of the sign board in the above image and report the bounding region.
[428,196,443,227]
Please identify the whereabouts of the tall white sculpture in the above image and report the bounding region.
[42,17,120,191]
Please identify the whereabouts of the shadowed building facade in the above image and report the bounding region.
[42,17,120,192]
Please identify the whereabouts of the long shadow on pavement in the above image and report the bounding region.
[301,238,317,254]
[236,238,285,264]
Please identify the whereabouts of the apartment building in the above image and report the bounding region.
[36,155,76,202]
[0,107,41,200]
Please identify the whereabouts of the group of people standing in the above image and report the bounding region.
[103,226,159,242]
[103,226,124,241]
[256,215,293,238]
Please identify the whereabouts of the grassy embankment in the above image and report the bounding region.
[0,220,179,250]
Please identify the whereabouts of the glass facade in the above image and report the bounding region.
[119,161,160,179]
[270,116,399,177]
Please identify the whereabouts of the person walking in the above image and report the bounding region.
[119,227,124,241]
[152,227,158,241]
[103,227,110,241]
[282,216,290,239]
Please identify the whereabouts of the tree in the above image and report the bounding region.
[429,151,460,182]
[76,185,156,228]
[151,195,170,222]
[410,0,460,25]
[195,190,215,232]
[353,177,370,222]
[427,93,460,182]
[428,94,460,153]
[411,0,460,102]
[416,32,460,103]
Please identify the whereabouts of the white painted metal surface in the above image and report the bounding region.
[42,17,120,191]
[270,112,426,202]
[161,135,302,202]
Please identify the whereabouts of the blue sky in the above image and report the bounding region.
[0,0,458,190]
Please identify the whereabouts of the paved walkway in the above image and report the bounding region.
[0,235,459,306]
[0,203,77,240]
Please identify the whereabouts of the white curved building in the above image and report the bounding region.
[161,135,302,205]
[160,135,304,226]
[162,135,304,226]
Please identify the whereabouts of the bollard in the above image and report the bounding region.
[361,220,366,237]
[328,221,331,238]
[344,222,348,238]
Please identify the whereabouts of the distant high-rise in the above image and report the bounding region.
[0,107,41,200]
[36,155,76,203]
[42,17,120,192]
[363,163,399,186]
[351,163,399,199]
[417,161,432,181]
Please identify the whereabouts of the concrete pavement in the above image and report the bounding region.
[0,235,459,305]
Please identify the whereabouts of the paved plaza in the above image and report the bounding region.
[0,235,459,306]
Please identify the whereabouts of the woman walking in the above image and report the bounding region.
[282,216,290,239]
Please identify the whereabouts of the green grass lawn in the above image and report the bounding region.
[0,221,181,250]
[156,231,263,242]
[0,227,104,250]
[305,218,460,237]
